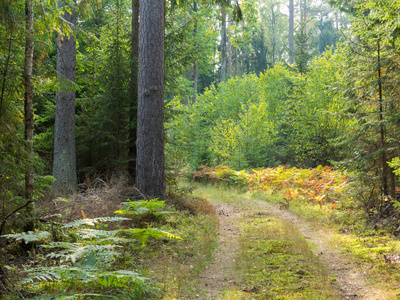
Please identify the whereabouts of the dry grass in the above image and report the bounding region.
[37,176,145,222]
[166,192,216,216]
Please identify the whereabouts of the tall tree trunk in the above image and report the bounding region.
[271,6,276,65]
[136,0,165,198]
[377,40,388,196]
[23,0,34,235]
[192,0,198,103]
[53,0,77,192]
[334,11,339,31]
[220,6,227,83]
[303,0,307,33]
[227,19,232,79]
[24,0,34,203]
[234,47,238,76]
[128,0,139,181]
[288,0,294,64]
[0,34,13,121]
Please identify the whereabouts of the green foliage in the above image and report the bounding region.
[330,0,400,199]
[389,157,400,177]
[168,53,348,170]
[115,199,170,216]
[3,213,181,298]
[3,230,52,243]
[76,0,133,174]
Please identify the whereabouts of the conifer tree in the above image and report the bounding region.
[335,0,400,198]
[24,0,34,202]
[53,0,77,192]
[129,0,139,180]
[136,0,166,198]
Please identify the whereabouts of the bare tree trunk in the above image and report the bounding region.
[0,34,13,121]
[24,0,34,203]
[288,0,294,64]
[377,41,388,196]
[136,0,165,199]
[53,0,77,192]
[192,0,198,103]
[128,0,139,181]
[303,0,307,33]
[23,0,34,234]
[271,6,276,65]
[334,11,339,31]
[227,19,232,79]
[220,6,227,83]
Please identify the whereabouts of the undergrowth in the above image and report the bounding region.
[1,179,218,300]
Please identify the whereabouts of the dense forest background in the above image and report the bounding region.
[2,0,400,236]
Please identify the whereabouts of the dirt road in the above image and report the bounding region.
[199,198,389,299]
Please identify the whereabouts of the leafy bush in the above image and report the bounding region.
[167,54,348,170]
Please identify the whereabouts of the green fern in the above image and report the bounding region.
[9,213,175,298]
[124,227,181,246]
[114,198,172,216]
[21,266,63,284]
[62,216,130,228]
[45,243,121,263]
[2,230,52,243]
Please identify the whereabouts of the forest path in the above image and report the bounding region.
[198,195,389,300]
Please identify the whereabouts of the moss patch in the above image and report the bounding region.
[223,215,340,299]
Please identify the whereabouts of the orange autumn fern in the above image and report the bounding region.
[190,165,349,208]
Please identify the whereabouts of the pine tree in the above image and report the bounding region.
[136,0,166,198]
[53,0,77,192]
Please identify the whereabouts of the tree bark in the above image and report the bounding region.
[220,6,227,83]
[377,40,388,196]
[334,11,339,31]
[227,19,232,79]
[192,0,198,103]
[271,5,276,65]
[53,0,77,192]
[128,0,139,181]
[136,0,165,199]
[24,0,34,203]
[303,0,307,33]
[0,35,13,122]
[22,0,35,235]
[288,0,294,64]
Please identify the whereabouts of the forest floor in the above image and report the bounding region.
[191,186,399,300]
[6,182,400,299]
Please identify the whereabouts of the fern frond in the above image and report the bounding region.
[123,228,181,245]
[45,242,121,263]
[115,199,170,216]
[63,217,129,228]
[100,236,132,244]
[57,294,118,300]
[2,230,52,243]
[22,266,64,284]
[77,229,119,239]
